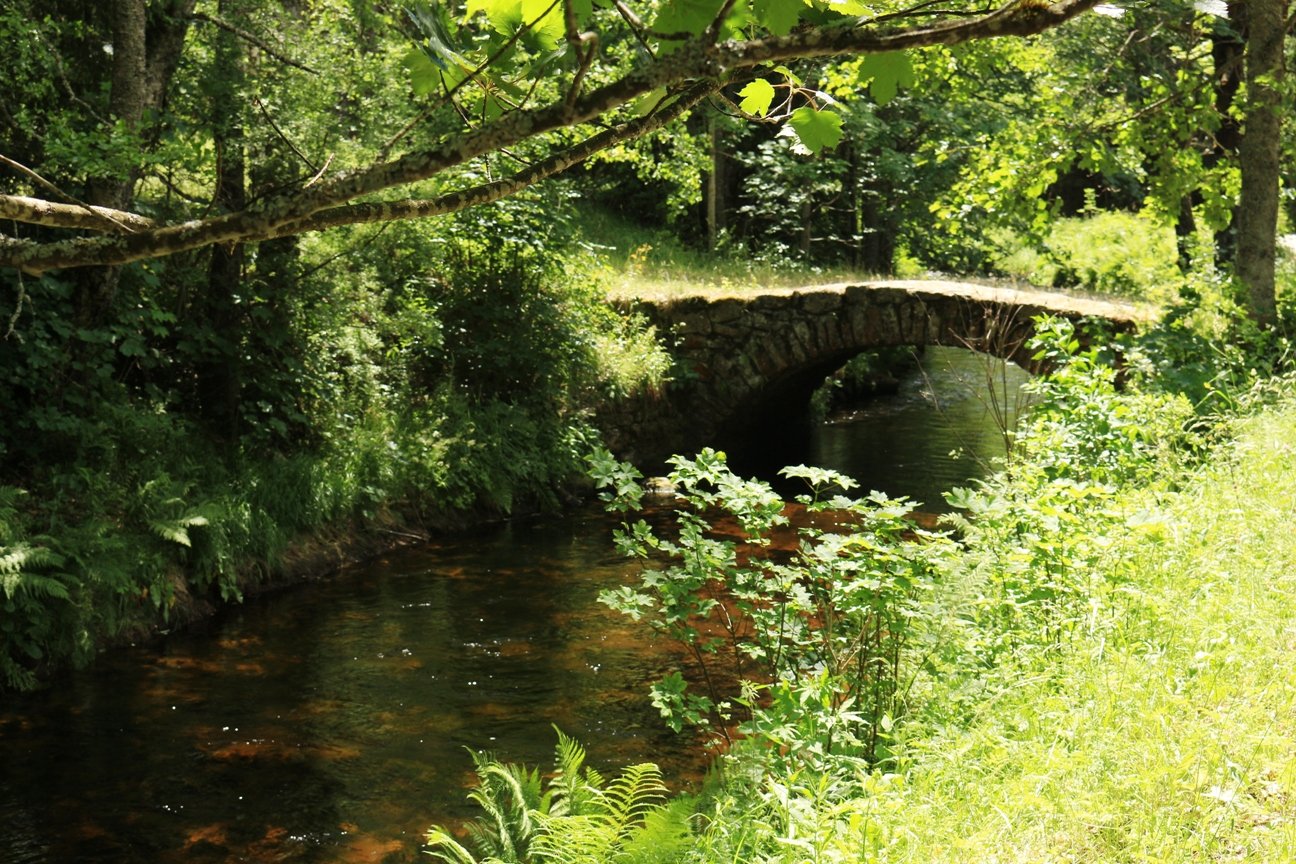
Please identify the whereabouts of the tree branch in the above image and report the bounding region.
[0,194,157,232]
[190,11,320,74]
[0,0,1101,274]
[0,154,146,233]
[263,82,718,237]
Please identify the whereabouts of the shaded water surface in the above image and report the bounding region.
[0,346,1028,863]
[729,347,1033,508]
[0,513,700,864]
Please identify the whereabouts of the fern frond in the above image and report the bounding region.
[462,754,544,863]
[424,828,481,864]
[598,762,667,830]
[149,514,209,548]
[550,727,595,817]
[530,812,620,864]
[618,797,696,864]
[1,545,72,601]
[0,543,64,577]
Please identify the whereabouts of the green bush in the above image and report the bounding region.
[590,448,951,767]
[993,211,1183,301]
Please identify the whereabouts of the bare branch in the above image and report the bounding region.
[0,154,144,233]
[303,155,335,189]
[189,11,320,74]
[5,267,28,341]
[612,0,656,55]
[253,96,319,172]
[705,0,741,42]
[272,82,717,237]
[0,194,157,232]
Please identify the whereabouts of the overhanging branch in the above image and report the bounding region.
[0,0,1100,274]
[0,194,157,232]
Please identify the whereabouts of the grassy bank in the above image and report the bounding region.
[848,398,1296,861]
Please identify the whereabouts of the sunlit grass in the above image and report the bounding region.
[565,207,881,301]
[870,402,1296,862]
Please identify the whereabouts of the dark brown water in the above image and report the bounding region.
[0,513,701,864]
[0,347,1028,864]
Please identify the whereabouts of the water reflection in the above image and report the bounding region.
[727,346,1033,509]
[0,347,1028,863]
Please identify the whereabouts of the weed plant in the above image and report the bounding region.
[428,308,1296,864]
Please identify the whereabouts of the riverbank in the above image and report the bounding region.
[663,359,1296,862]
[846,391,1296,861]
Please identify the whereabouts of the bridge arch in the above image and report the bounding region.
[598,281,1144,468]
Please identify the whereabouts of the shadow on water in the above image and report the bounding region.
[720,346,1033,510]
[0,347,1028,863]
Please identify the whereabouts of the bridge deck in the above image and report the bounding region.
[618,279,1155,325]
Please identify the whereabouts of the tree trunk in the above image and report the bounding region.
[1208,3,1245,268]
[78,0,148,325]
[1175,194,1197,274]
[1235,0,1287,326]
[199,0,248,441]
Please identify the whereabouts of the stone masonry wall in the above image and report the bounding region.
[597,281,1144,469]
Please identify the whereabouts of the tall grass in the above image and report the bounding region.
[564,208,873,301]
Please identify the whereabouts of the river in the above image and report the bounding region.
[0,347,1029,864]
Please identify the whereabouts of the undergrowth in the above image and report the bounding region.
[0,226,670,691]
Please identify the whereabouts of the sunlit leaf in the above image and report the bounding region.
[633,87,668,116]
[652,0,745,49]
[402,47,443,95]
[788,106,843,154]
[738,79,776,117]
[858,50,915,105]
[406,0,469,70]
[753,0,802,36]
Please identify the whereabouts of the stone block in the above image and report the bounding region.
[802,291,843,314]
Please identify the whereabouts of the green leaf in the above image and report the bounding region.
[633,87,668,117]
[653,0,725,46]
[753,0,802,35]
[788,106,843,154]
[406,0,469,70]
[467,0,564,49]
[738,79,776,117]
[858,51,915,105]
[522,0,565,50]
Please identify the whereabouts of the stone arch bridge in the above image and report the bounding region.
[598,280,1148,468]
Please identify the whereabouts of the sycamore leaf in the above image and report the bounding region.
[633,87,668,116]
[738,79,776,117]
[652,0,746,49]
[468,0,565,50]
[788,106,843,154]
[858,51,915,105]
[522,0,566,50]
[824,0,869,14]
[406,0,469,69]
[402,47,444,96]
[753,0,803,36]
[773,64,801,85]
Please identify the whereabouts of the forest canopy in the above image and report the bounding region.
[0,0,1103,275]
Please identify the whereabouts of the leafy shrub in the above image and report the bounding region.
[0,487,85,691]
[589,448,950,766]
[993,212,1182,301]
